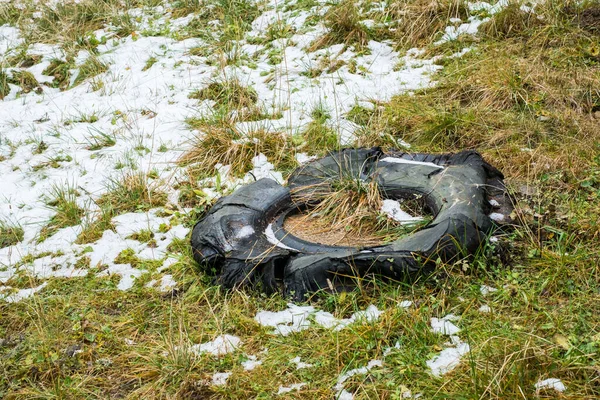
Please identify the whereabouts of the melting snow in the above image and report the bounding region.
[264,223,297,251]
[334,360,383,399]
[254,303,383,335]
[427,314,470,376]
[242,355,262,371]
[0,282,47,303]
[426,342,471,377]
[290,356,314,370]
[212,372,231,386]
[381,199,423,224]
[480,285,498,296]
[430,315,461,335]
[535,378,566,392]
[190,335,241,357]
[235,226,255,239]
[489,212,505,222]
[478,304,491,313]
[277,383,306,394]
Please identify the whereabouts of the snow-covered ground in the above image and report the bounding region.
[1,0,478,301]
[0,0,514,395]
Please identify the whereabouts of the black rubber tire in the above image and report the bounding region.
[191,148,512,301]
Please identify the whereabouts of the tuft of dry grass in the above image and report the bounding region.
[38,185,85,242]
[308,0,372,51]
[357,0,600,181]
[189,79,258,111]
[97,172,167,214]
[0,220,24,248]
[386,0,469,49]
[181,117,297,178]
[75,208,116,244]
[289,176,429,246]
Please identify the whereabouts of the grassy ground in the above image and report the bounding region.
[1,0,600,399]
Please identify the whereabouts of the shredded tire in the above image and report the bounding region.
[191,148,512,301]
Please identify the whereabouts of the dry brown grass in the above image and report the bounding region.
[291,179,384,243]
[181,122,297,178]
[289,178,428,246]
[356,1,600,182]
[97,172,167,214]
[308,0,371,51]
[387,0,469,49]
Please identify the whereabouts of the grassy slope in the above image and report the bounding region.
[1,0,600,399]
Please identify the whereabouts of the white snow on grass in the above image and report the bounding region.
[334,359,383,400]
[426,314,470,377]
[480,285,498,296]
[277,383,306,395]
[212,372,232,386]
[0,282,47,303]
[254,303,383,335]
[290,356,314,370]
[478,304,491,313]
[380,199,423,224]
[0,0,484,303]
[535,378,566,393]
[190,334,241,357]
[430,315,461,335]
[398,300,413,308]
[426,342,471,377]
[242,355,262,371]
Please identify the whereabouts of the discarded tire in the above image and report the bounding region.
[191,148,512,301]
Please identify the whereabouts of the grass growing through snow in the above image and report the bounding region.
[182,112,298,178]
[309,0,372,51]
[0,220,24,248]
[38,184,85,242]
[2,0,600,399]
[97,171,167,213]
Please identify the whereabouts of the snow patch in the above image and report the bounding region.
[242,355,262,371]
[277,383,306,394]
[264,223,297,251]
[254,304,383,335]
[335,360,383,399]
[430,315,461,335]
[489,212,504,222]
[191,335,241,357]
[380,157,444,169]
[426,342,471,377]
[235,225,255,239]
[478,304,491,313]
[212,372,231,386]
[0,282,47,303]
[381,199,423,224]
[480,285,498,296]
[535,378,566,393]
[290,356,314,369]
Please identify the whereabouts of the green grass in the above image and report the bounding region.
[73,56,109,87]
[97,171,167,214]
[42,58,72,90]
[0,221,24,248]
[38,185,85,242]
[2,0,600,399]
[75,208,116,244]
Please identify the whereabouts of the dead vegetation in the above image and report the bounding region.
[387,0,469,49]
[309,0,372,51]
[181,121,297,178]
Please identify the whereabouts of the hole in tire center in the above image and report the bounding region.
[283,191,433,248]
